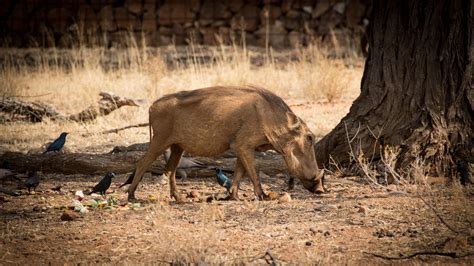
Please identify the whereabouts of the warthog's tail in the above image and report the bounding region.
[149,122,152,143]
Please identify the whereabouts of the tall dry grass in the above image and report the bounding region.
[0,33,363,153]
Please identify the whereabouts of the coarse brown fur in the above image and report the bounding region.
[128,85,324,202]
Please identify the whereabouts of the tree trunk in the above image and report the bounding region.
[315,1,473,176]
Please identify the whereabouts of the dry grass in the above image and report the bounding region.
[0,39,363,153]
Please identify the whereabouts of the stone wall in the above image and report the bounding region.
[0,0,371,49]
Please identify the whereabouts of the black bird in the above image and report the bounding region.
[25,171,40,192]
[119,170,135,188]
[456,159,471,185]
[44,132,68,153]
[85,172,115,196]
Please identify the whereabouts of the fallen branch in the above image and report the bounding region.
[0,150,286,176]
[84,122,149,137]
[0,186,20,196]
[0,92,143,123]
[365,251,474,260]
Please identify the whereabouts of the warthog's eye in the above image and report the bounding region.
[306,134,314,145]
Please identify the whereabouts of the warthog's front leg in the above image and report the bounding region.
[235,148,269,200]
[229,158,245,200]
[165,144,184,203]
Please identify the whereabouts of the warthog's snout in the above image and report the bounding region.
[300,172,325,194]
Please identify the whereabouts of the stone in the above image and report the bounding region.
[333,2,346,14]
[61,210,79,221]
[260,5,282,24]
[77,5,98,31]
[115,7,141,30]
[345,0,366,28]
[318,12,342,35]
[158,2,196,26]
[171,23,186,45]
[47,8,72,33]
[98,5,116,32]
[305,240,313,246]
[211,20,228,27]
[200,0,231,23]
[185,27,202,44]
[256,20,288,47]
[267,191,279,200]
[124,0,142,15]
[284,17,300,31]
[231,3,260,31]
[109,31,128,47]
[313,0,333,18]
[200,27,218,45]
[288,31,303,48]
[228,0,244,13]
[278,192,292,203]
[159,26,173,36]
[357,206,368,215]
[142,10,157,32]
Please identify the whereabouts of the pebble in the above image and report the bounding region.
[305,240,313,246]
[358,206,368,214]
[187,190,200,199]
[267,191,279,200]
[278,192,292,203]
[61,210,79,221]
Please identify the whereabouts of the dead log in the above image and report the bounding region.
[0,97,61,122]
[0,92,143,123]
[0,151,287,177]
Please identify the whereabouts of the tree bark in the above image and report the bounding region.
[315,1,473,176]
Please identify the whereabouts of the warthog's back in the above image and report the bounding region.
[149,86,292,156]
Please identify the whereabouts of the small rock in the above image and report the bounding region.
[61,210,79,221]
[267,191,279,200]
[358,206,368,214]
[309,227,317,234]
[278,192,292,203]
[305,240,313,246]
[187,190,200,199]
[323,231,331,237]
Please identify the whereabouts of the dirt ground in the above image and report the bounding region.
[1,169,473,264]
[0,51,472,263]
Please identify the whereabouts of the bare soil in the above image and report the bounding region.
[1,170,473,264]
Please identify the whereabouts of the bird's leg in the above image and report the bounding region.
[165,144,184,203]
[128,137,168,202]
[234,148,268,200]
[229,158,245,200]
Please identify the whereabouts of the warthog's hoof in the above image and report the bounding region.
[171,193,185,204]
[224,194,240,201]
[128,195,139,203]
[257,193,271,201]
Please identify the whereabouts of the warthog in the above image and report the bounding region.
[128,86,324,202]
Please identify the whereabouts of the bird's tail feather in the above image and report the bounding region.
[83,189,93,195]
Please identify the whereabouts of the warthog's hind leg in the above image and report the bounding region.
[229,158,245,200]
[128,138,169,202]
[165,144,184,203]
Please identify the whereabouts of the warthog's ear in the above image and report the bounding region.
[286,112,301,131]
